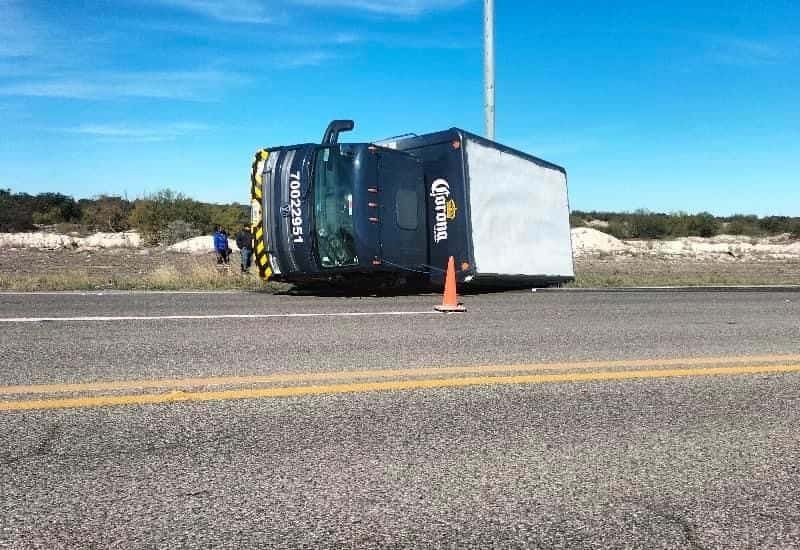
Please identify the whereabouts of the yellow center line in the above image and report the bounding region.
[3,353,800,396]
[1,364,799,412]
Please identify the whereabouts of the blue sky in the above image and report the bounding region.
[1,0,798,215]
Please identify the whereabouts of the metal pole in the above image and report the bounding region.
[484,0,495,140]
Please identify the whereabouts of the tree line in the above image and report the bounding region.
[571,209,800,240]
[2,189,797,243]
[0,189,247,245]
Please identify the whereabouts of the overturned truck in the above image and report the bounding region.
[249,120,574,288]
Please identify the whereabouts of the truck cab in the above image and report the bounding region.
[250,121,428,284]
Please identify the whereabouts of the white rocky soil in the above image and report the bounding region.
[167,236,236,254]
[0,231,142,249]
[571,227,800,260]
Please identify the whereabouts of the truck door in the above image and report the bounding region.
[377,150,427,271]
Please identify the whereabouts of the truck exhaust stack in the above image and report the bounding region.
[321,120,355,145]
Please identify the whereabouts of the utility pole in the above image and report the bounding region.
[484,0,495,140]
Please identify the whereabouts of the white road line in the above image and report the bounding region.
[0,311,439,323]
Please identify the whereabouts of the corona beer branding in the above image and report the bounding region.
[446,198,457,221]
[430,178,456,244]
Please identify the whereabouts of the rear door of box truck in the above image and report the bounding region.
[462,132,574,283]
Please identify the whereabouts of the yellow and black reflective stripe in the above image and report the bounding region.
[250,149,272,280]
[250,149,267,201]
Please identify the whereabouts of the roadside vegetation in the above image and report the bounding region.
[4,189,798,244]
[570,209,800,240]
[0,263,288,292]
[0,188,247,245]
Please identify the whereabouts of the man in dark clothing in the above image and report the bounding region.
[235,226,254,273]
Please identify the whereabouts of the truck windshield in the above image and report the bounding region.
[313,147,358,268]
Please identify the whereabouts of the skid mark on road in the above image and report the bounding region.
[2,357,800,411]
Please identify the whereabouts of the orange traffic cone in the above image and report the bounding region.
[435,256,466,312]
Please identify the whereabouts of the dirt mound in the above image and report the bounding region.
[168,235,237,254]
[571,227,629,255]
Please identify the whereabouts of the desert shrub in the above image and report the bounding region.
[128,190,205,244]
[128,199,165,244]
[29,193,81,226]
[686,212,720,238]
[160,219,200,245]
[127,189,248,244]
[725,215,762,236]
[81,195,132,232]
[628,210,670,239]
[214,204,249,233]
[606,219,631,239]
[759,216,797,235]
[1,190,34,230]
[31,207,66,226]
[0,189,81,230]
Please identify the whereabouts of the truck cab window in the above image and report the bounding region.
[314,147,358,268]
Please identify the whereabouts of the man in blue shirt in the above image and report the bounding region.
[213,226,231,266]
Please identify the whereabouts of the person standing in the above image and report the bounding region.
[213,226,231,266]
[235,226,254,273]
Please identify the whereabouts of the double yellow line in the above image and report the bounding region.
[3,354,800,412]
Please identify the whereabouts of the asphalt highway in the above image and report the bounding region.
[1,289,799,548]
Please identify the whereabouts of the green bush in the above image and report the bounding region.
[127,189,248,245]
[687,212,720,238]
[576,209,737,239]
[759,216,797,235]
[606,220,630,239]
[160,219,201,245]
[725,215,762,236]
[81,195,132,232]
[32,207,66,226]
[0,190,32,230]
[628,210,670,239]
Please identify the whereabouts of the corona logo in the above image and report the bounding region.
[430,178,453,244]
[446,198,457,221]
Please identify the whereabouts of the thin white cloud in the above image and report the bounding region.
[706,37,795,67]
[155,0,275,23]
[331,32,362,45]
[291,0,468,16]
[0,70,245,101]
[359,30,471,49]
[270,50,338,68]
[64,122,210,142]
[149,0,467,21]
